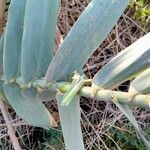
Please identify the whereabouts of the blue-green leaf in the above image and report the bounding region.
[4,84,57,128]
[92,32,150,148]
[56,94,84,150]
[45,0,129,82]
[93,33,150,89]
[21,0,60,83]
[3,0,26,80]
[129,67,150,95]
[3,0,57,128]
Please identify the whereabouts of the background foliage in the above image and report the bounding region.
[130,0,150,31]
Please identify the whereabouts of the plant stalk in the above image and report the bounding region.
[2,77,150,108]
[58,83,150,108]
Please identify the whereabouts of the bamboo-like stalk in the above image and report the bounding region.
[79,87,150,108]
[58,83,150,108]
[0,0,5,36]
[2,77,150,108]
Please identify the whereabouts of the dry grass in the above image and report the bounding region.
[0,0,150,149]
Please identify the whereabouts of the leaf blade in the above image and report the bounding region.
[4,84,57,128]
[3,0,26,80]
[45,0,129,82]
[93,33,150,89]
[129,67,150,95]
[2,0,58,129]
[56,94,84,150]
[21,0,60,83]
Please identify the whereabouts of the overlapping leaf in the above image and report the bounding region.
[93,33,150,89]
[3,0,57,128]
[0,34,9,105]
[92,33,150,147]
[4,84,57,128]
[45,0,129,82]
[56,94,84,150]
[129,67,150,95]
[21,0,60,84]
[3,0,26,80]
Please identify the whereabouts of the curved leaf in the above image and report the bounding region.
[3,0,26,80]
[56,94,84,150]
[4,84,57,129]
[129,67,150,95]
[93,33,150,89]
[45,0,129,82]
[21,0,60,83]
[3,0,57,128]
[92,32,150,148]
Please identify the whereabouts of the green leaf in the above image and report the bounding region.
[93,33,150,89]
[0,34,4,75]
[21,0,60,83]
[4,84,57,129]
[56,94,84,150]
[61,75,85,106]
[114,102,150,149]
[45,0,129,82]
[3,0,26,80]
